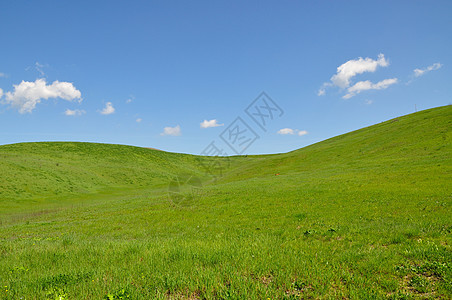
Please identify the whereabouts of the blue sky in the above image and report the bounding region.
[1,1,451,155]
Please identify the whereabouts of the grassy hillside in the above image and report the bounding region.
[0,106,451,299]
[222,104,451,182]
[0,142,211,209]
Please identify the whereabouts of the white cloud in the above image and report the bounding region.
[100,102,115,115]
[297,130,308,136]
[0,72,6,78]
[277,128,295,135]
[136,118,142,123]
[330,54,389,89]
[161,125,181,136]
[343,78,398,99]
[319,54,393,98]
[413,63,442,77]
[0,88,3,98]
[277,128,308,136]
[365,99,373,105]
[65,109,86,116]
[2,78,82,114]
[200,119,224,128]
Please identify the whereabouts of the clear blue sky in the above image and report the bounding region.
[1,0,451,155]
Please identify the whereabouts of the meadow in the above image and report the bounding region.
[0,106,451,299]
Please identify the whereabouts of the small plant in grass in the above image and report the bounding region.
[9,266,29,274]
[303,229,315,236]
[46,287,67,300]
[103,288,130,299]
[409,275,431,293]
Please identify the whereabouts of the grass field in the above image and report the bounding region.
[0,105,451,299]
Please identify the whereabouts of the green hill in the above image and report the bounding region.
[0,142,205,203]
[0,106,451,299]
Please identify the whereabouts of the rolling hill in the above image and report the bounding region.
[0,105,450,299]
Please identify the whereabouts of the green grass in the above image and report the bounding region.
[1,105,451,299]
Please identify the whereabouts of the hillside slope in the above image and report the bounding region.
[222,105,451,183]
[0,142,206,203]
[1,106,449,204]
[0,106,450,298]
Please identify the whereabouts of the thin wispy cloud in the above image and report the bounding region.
[136,118,142,123]
[318,54,397,99]
[161,125,181,136]
[35,62,46,77]
[100,102,115,115]
[413,63,442,77]
[0,72,7,78]
[200,119,224,128]
[25,62,48,77]
[126,95,135,103]
[1,78,82,114]
[65,109,86,116]
[277,128,308,136]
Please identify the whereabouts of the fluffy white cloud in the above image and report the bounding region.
[65,109,86,116]
[136,118,142,123]
[200,119,224,128]
[277,128,295,135]
[161,125,181,136]
[0,88,3,98]
[343,78,398,99]
[277,128,308,136]
[100,102,115,115]
[319,54,393,98]
[2,78,82,114]
[413,63,442,77]
[331,54,389,89]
